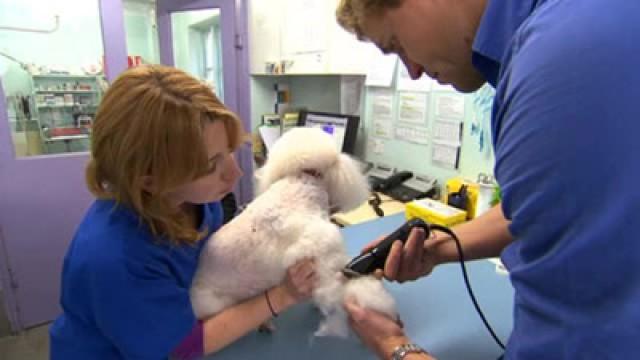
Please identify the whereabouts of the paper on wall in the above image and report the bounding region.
[397,65,433,92]
[370,137,385,154]
[373,118,393,138]
[432,140,460,169]
[365,53,398,87]
[433,119,462,144]
[370,91,394,138]
[370,92,394,117]
[395,125,429,145]
[431,81,456,92]
[282,0,327,54]
[398,92,428,125]
[435,94,465,120]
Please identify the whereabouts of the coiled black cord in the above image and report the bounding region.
[429,224,506,350]
[368,193,385,217]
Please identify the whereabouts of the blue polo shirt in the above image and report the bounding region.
[50,199,222,359]
[473,0,640,358]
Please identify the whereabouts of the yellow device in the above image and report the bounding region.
[405,198,467,227]
[445,177,480,219]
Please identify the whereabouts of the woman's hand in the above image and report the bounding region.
[362,227,440,283]
[275,258,317,309]
[344,300,412,359]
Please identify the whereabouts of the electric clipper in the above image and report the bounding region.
[342,218,431,278]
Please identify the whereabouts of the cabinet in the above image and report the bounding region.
[248,0,376,75]
[30,74,104,154]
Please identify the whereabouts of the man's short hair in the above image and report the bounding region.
[336,0,403,39]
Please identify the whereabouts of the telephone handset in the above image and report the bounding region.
[365,164,416,216]
[375,171,414,192]
[366,163,414,193]
[387,174,438,202]
[366,167,413,217]
[366,163,396,191]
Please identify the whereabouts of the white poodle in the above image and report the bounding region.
[190,127,396,337]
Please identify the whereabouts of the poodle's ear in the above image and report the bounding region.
[257,127,339,193]
[325,154,370,212]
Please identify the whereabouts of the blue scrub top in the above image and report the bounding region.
[50,199,223,359]
[473,0,640,358]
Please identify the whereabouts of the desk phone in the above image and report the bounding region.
[366,163,396,191]
[387,174,438,202]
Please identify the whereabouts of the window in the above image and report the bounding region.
[0,0,105,156]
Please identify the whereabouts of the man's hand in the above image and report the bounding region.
[344,300,409,359]
[362,228,439,283]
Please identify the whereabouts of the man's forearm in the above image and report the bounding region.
[430,205,513,264]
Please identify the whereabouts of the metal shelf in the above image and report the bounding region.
[44,134,90,142]
[27,73,101,154]
[32,74,99,79]
[35,90,98,94]
[36,103,98,109]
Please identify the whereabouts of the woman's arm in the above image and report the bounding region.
[202,259,315,354]
[202,284,293,353]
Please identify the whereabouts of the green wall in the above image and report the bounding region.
[0,0,103,94]
[249,72,496,193]
[0,0,104,146]
[360,67,495,193]
[170,9,219,79]
[123,0,160,64]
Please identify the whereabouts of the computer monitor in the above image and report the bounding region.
[298,110,360,155]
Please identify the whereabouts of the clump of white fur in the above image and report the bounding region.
[190,127,397,337]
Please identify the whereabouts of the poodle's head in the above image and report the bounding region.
[256,127,369,212]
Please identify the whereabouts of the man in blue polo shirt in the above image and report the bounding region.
[336,0,640,359]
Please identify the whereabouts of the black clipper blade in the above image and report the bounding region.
[342,218,430,278]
